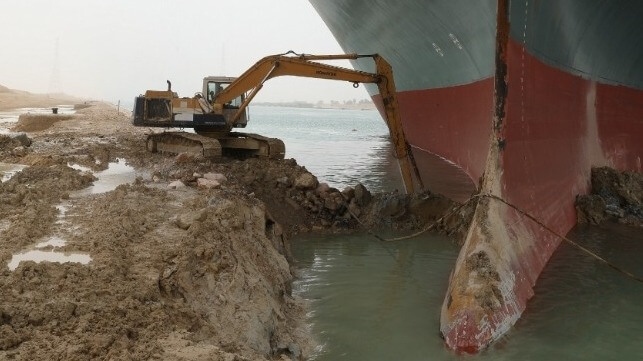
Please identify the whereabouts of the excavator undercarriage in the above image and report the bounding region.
[145,131,285,160]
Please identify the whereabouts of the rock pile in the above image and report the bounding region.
[576,167,643,226]
[0,133,32,159]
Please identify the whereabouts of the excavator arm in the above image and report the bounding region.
[216,53,379,106]
[213,54,423,193]
[215,52,422,193]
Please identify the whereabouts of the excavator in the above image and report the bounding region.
[132,52,422,193]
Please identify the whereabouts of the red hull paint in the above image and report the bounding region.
[440,36,643,352]
[374,78,494,201]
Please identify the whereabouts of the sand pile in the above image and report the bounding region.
[12,114,75,132]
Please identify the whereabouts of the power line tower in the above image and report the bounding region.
[48,38,61,94]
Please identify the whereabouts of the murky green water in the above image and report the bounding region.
[292,232,458,360]
[292,225,643,360]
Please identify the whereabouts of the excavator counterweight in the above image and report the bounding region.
[132,52,421,193]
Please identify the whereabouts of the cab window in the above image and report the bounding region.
[207,82,243,107]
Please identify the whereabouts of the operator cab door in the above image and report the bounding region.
[206,81,248,128]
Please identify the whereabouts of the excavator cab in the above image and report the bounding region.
[203,77,248,128]
[132,78,244,131]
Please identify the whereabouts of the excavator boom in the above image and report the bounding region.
[133,52,422,193]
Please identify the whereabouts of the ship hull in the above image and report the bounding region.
[310,0,643,352]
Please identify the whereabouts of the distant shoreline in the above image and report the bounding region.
[253,101,376,111]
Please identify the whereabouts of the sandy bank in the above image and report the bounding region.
[0,84,80,111]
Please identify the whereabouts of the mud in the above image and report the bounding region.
[0,101,463,360]
[13,114,75,132]
[576,167,643,227]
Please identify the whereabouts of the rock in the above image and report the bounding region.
[354,183,372,206]
[288,343,301,359]
[197,178,220,189]
[285,197,302,210]
[575,167,643,225]
[342,186,355,201]
[378,195,405,217]
[276,176,291,187]
[316,182,330,194]
[12,146,27,156]
[12,133,32,147]
[203,172,227,183]
[168,169,185,179]
[193,172,203,178]
[323,191,345,212]
[242,174,255,185]
[175,152,195,164]
[175,208,208,230]
[576,194,607,224]
[408,193,452,220]
[168,180,185,189]
[305,191,316,201]
[294,172,318,190]
[348,199,361,217]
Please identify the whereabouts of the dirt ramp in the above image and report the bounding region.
[12,114,74,132]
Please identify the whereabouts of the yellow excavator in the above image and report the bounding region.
[132,52,421,193]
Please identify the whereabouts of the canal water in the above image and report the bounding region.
[246,106,643,360]
[245,105,403,192]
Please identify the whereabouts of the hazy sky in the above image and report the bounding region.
[0,0,370,104]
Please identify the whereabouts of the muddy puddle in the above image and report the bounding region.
[7,249,91,271]
[0,105,75,134]
[70,158,145,196]
[6,209,90,271]
[0,162,27,182]
[4,158,143,271]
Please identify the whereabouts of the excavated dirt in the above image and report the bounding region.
[0,101,465,360]
[576,167,643,227]
[12,114,75,132]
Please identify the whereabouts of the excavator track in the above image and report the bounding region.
[145,131,285,160]
[146,132,222,159]
[226,132,286,160]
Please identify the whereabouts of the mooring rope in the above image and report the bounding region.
[350,193,643,283]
